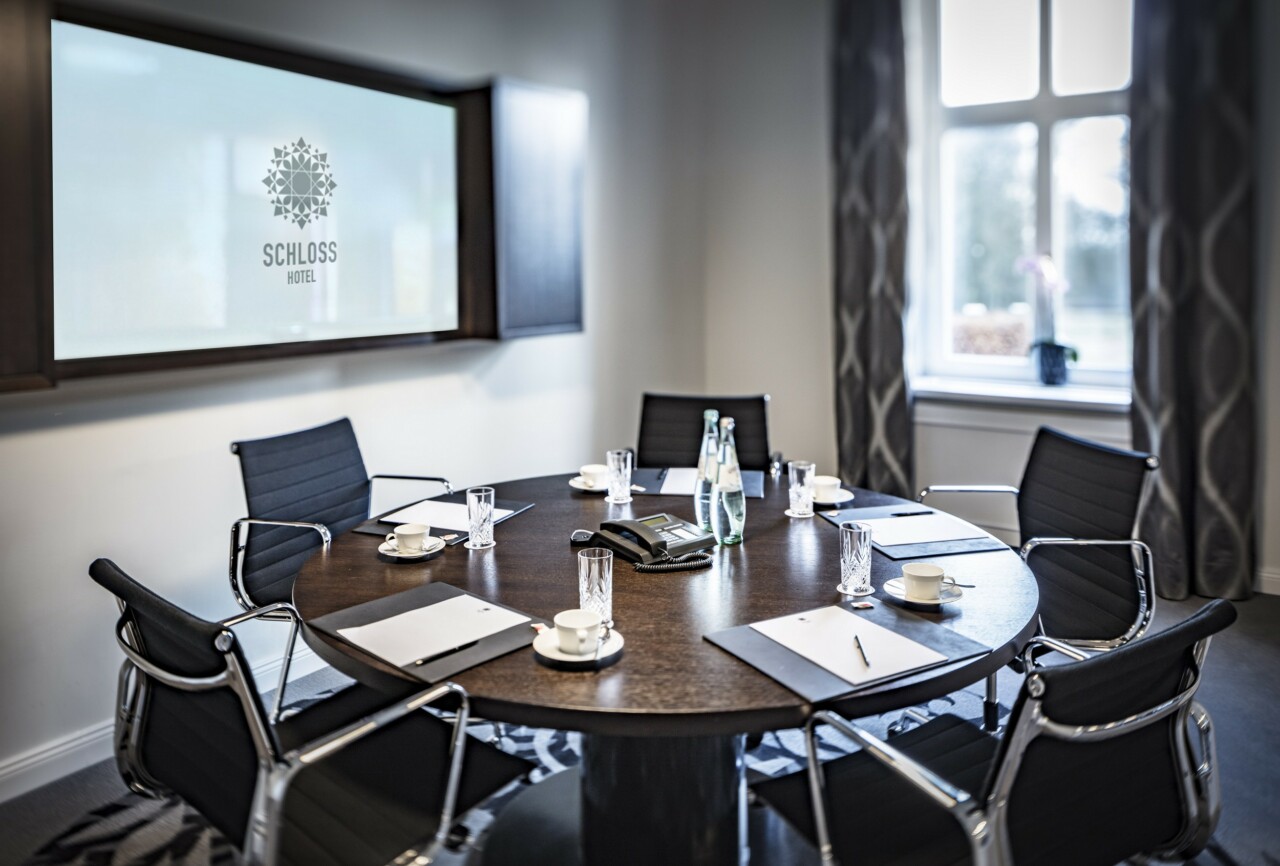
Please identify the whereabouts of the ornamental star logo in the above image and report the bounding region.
[262,138,337,228]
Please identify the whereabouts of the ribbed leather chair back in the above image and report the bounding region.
[233,418,372,605]
[636,393,772,471]
[992,599,1235,866]
[90,558,265,847]
[1017,428,1153,640]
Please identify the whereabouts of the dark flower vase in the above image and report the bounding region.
[1034,342,1071,386]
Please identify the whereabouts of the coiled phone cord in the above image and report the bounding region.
[633,551,715,573]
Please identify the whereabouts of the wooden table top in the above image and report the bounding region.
[294,473,1039,737]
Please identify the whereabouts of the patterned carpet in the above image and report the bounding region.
[22,688,995,865]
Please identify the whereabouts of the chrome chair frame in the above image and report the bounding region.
[113,599,471,866]
[802,636,1219,865]
[917,454,1160,730]
[227,468,453,722]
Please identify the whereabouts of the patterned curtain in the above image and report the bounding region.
[1130,0,1255,599]
[832,0,912,499]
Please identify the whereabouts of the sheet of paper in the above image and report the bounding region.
[659,467,700,496]
[338,594,530,667]
[379,500,513,532]
[751,606,946,687]
[858,513,987,547]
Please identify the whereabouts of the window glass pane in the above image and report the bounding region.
[940,123,1037,359]
[940,0,1039,107]
[1052,0,1133,95]
[1052,116,1130,368]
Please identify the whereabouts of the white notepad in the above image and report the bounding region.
[751,606,946,687]
[380,500,514,532]
[857,513,987,547]
[337,594,530,667]
[659,467,700,495]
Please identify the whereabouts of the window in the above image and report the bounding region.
[915,0,1133,387]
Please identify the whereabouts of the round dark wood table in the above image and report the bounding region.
[294,472,1039,865]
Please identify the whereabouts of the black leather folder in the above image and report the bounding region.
[817,504,1009,560]
[309,582,538,684]
[631,468,766,499]
[705,601,989,703]
[352,493,534,545]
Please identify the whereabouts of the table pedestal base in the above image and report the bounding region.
[474,735,819,866]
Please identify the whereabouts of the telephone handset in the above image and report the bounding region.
[576,513,717,569]
[594,519,670,565]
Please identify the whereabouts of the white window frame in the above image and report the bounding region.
[916,0,1131,389]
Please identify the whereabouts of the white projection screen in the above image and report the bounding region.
[51,21,459,362]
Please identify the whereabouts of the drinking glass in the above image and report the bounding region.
[838,521,873,596]
[787,460,816,517]
[578,547,614,628]
[606,449,633,504]
[465,486,496,549]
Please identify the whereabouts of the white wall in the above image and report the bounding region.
[0,0,712,801]
[700,0,837,472]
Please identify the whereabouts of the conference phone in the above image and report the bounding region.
[571,513,716,571]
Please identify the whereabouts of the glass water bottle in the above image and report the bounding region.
[710,417,746,545]
[693,409,720,531]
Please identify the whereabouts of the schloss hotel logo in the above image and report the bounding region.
[261,137,337,284]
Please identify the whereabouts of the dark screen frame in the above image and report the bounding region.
[49,2,485,380]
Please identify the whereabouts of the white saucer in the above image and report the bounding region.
[569,476,608,494]
[378,537,446,559]
[532,628,625,668]
[814,489,856,506]
[785,509,815,519]
[883,577,963,606]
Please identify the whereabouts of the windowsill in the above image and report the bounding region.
[912,376,1131,413]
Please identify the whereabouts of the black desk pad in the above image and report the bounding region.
[631,468,766,499]
[309,582,538,684]
[817,504,1009,560]
[705,600,989,703]
[352,493,535,545]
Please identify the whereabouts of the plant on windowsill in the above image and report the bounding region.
[1017,254,1077,386]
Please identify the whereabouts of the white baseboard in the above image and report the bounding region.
[0,646,325,806]
[1257,568,1280,596]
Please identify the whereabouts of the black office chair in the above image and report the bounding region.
[93,558,532,866]
[919,426,1159,728]
[229,417,452,720]
[752,599,1235,865]
[636,392,780,472]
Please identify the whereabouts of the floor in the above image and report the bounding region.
[1,593,1277,866]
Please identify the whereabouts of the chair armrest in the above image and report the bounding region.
[284,682,472,852]
[228,518,331,612]
[1189,700,1221,836]
[219,601,299,629]
[1021,635,1091,669]
[370,474,455,495]
[917,484,1019,503]
[802,711,983,861]
[1019,536,1156,647]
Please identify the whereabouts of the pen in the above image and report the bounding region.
[890,511,934,517]
[414,640,479,666]
[854,634,870,667]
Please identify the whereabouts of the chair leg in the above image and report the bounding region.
[270,617,300,724]
[983,671,1000,732]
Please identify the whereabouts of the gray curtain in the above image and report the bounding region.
[832,0,912,499]
[1130,0,1255,599]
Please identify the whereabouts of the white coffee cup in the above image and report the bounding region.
[554,608,603,656]
[813,475,842,501]
[385,523,429,554]
[901,562,956,601]
[580,463,609,489]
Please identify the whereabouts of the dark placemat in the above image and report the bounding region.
[352,493,534,545]
[817,505,1009,560]
[631,468,765,499]
[705,600,990,703]
[310,582,539,683]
